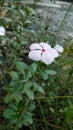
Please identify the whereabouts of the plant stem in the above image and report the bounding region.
[37,99,48,130]
[36,95,73,100]
[52,2,73,43]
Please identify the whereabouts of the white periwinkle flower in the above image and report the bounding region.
[0,26,5,36]
[54,44,64,53]
[28,42,59,65]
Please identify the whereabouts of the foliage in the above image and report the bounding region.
[0,0,73,130]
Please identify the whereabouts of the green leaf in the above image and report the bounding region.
[4,93,14,103]
[30,63,37,73]
[13,93,22,102]
[37,86,45,94]
[33,82,44,94]
[26,71,32,80]
[16,62,28,72]
[45,70,57,75]
[3,85,13,92]
[27,103,35,112]
[23,112,33,125]
[25,88,34,100]
[17,102,24,113]
[4,18,12,22]
[25,7,36,16]
[19,9,25,16]
[3,109,17,119]
[23,82,32,89]
[25,20,32,25]
[39,70,48,80]
[66,104,73,122]
[9,71,19,80]
[23,82,34,99]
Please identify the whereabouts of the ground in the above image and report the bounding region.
[23,0,73,44]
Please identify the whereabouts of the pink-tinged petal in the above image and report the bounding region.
[40,42,51,50]
[28,50,41,61]
[29,43,42,50]
[54,44,64,53]
[41,52,54,65]
[48,48,59,58]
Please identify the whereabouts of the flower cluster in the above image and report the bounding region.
[28,42,64,65]
[0,26,5,36]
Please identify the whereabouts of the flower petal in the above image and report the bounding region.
[54,44,64,53]
[48,48,59,58]
[0,26,5,36]
[41,52,54,65]
[40,42,51,50]
[28,50,41,61]
[29,43,42,50]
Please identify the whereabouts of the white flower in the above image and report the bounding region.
[0,26,5,36]
[28,42,59,65]
[54,44,64,53]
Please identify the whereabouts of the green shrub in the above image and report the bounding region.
[0,0,73,130]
